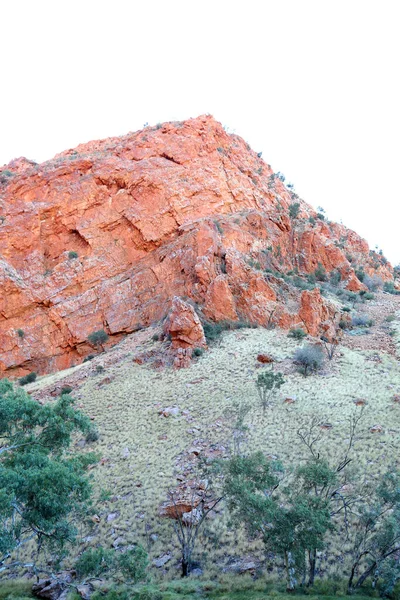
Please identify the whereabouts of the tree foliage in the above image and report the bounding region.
[88,329,109,349]
[75,545,148,584]
[255,370,285,413]
[0,379,96,575]
[223,451,332,591]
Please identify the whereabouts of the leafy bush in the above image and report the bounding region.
[288,328,307,340]
[61,385,73,395]
[384,281,400,295]
[314,263,327,282]
[88,329,109,348]
[83,354,95,363]
[289,202,300,219]
[355,268,365,282]
[193,347,204,357]
[202,321,224,341]
[344,291,359,306]
[363,292,375,300]
[339,319,350,330]
[342,306,351,312]
[16,329,24,338]
[152,333,159,341]
[202,320,255,342]
[329,269,341,286]
[386,314,396,322]
[76,545,148,584]
[294,345,324,376]
[95,365,105,374]
[364,274,383,291]
[68,251,78,259]
[18,372,37,386]
[85,427,99,443]
[351,314,373,328]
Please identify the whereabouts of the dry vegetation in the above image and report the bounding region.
[25,293,400,582]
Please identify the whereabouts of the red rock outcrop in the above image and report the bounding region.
[0,115,393,375]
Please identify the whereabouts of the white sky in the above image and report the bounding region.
[1,0,399,264]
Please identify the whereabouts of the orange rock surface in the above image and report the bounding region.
[0,115,393,375]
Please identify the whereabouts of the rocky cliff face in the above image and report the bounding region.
[0,115,392,375]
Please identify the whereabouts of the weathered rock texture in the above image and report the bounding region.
[0,115,393,375]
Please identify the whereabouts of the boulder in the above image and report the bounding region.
[164,297,207,350]
[32,580,64,600]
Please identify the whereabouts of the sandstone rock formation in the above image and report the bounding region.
[0,115,393,375]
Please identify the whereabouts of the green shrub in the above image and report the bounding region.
[355,268,365,282]
[352,314,373,328]
[85,427,100,443]
[202,320,253,342]
[386,314,396,322]
[342,306,351,312]
[95,365,105,374]
[83,354,95,362]
[88,329,109,348]
[288,328,307,340]
[364,274,383,291]
[19,372,37,386]
[61,385,73,395]
[289,202,300,219]
[384,281,400,295]
[329,269,341,286]
[68,251,78,259]
[16,328,24,338]
[339,319,350,330]
[314,262,327,282]
[152,333,159,341]
[294,345,324,376]
[364,292,375,300]
[193,347,204,357]
[308,216,316,226]
[203,321,224,342]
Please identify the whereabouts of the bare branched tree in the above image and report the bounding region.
[167,480,223,576]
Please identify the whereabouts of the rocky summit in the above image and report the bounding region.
[0,115,393,376]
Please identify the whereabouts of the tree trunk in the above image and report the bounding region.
[284,550,296,591]
[354,562,377,590]
[308,548,316,586]
[182,558,189,577]
[347,560,359,594]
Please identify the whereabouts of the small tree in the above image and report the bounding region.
[0,380,97,577]
[288,327,307,340]
[296,409,366,585]
[294,345,324,376]
[88,329,109,351]
[289,202,300,220]
[320,330,342,361]
[224,400,252,455]
[167,476,222,577]
[224,452,331,591]
[347,470,400,594]
[75,545,148,586]
[364,274,383,292]
[255,370,285,414]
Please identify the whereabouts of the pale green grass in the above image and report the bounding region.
[26,325,400,578]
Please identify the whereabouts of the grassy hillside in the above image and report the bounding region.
[20,291,400,585]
